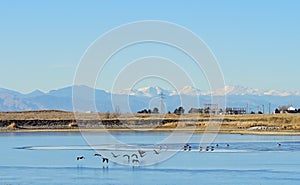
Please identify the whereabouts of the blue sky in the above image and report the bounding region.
[0,0,299,93]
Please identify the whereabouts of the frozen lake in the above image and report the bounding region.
[1,132,300,185]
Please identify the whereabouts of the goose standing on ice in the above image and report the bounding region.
[277,143,282,147]
[199,146,203,152]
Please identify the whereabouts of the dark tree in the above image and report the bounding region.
[137,109,148,114]
[152,107,159,114]
[174,106,185,115]
[274,108,280,114]
[204,107,210,114]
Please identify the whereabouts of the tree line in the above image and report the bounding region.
[137,106,185,115]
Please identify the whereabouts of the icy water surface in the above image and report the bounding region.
[1,132,300,185]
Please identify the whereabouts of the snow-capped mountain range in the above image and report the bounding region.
[116,85,300,97]
[210,86,300,96]
[0,85,300,112]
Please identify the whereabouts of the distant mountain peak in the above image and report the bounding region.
[209,85,299,97]
[26,89,45,97]
[117,86,172,97]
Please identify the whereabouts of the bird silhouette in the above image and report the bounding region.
[153,149,160,155]
[123,154,130,163]
[183,144,189,151]
[77,156,85,160]
[131,154,138,159]
[206,146,210,152]
[277,143,282,147]
[158,145,163,150]
[102,158,109,163]
[183,144,192,151]
[138,150,146,157]
[111,152,120,158]
[199,146,203,152]
[94,153,109,164]
[132,159,139,164]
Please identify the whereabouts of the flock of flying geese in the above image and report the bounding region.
[76,149,154,165]
[76,142,283,165]
[76,143,232,165]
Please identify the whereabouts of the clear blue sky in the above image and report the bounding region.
[0,0,299,93]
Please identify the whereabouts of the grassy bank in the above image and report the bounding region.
[1,110,300,135]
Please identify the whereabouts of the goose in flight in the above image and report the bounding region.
[131,154,138,159]
[153,149,160,155]
[138,150,146,157]
[77,156,85,160]
[102,157,109,163]
[111,152,120,158]
[94,153,109,163]
[123,154,130,163]
[132,159,139,164]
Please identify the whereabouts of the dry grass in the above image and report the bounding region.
[1,110,300,132]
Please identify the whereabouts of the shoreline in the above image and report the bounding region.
[2,128,300,136]
[1,110,300,136]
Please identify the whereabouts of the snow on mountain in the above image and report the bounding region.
[1,85,300,112]
[117,86,202,97]
[116,85,300,97]
[207,85,300,97]
[117,86,173,97]
[209,86,263,96]
[263,89,288,96]
[177,86,202,96]
[139,86,172,97]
